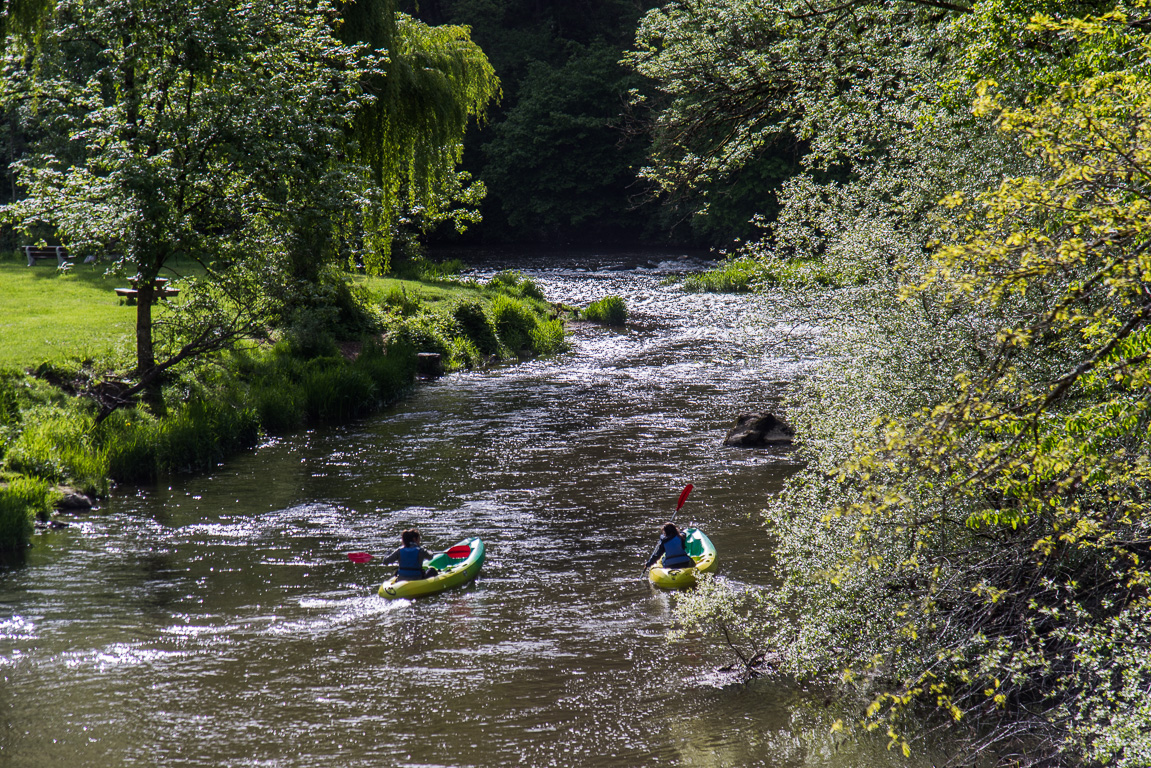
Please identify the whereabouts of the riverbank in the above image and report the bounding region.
[0,261,572,551]
[0,258,836,768]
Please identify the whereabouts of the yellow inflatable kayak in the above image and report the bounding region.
[647,527,717,589]
[378,537,485,599]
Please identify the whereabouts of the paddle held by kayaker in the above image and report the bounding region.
[644,522,695,572]
[381,528,438,580]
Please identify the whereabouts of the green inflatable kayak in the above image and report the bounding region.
[378,537,485,599]
[647,527,717,589]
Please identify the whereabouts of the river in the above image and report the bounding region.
[0,253,935,767]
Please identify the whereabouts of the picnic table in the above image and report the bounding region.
[114,277,179,304]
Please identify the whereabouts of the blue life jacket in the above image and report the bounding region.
[397,545,426,580]
[662,534,694,568]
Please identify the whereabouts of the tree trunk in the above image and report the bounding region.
[134,278,165,412]
[135,281,154,373]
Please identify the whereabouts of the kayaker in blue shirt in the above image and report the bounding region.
[381,529,437,580]
[644,523,695,570]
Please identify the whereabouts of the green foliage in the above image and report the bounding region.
[488,270,546,301]
[0,476,49,550]
[157,399,261,474]
[0,372,21,456]
[2,0,371,378]
[682,254,861,293]
[669,575,771,680]
[338,2,500,269]
[480,41,649,239]
[97,409,160,485]
[626,1,811,245]
[452,300,501,356]
[389,255,467,281]
[681,257,763,293]
[490,294,538,354]
[283,306,342,360]
[4,406,107,497]
[299,359,377,424]
[385,311,458,358]
[381,286,424,317]
[581,295,627,325]
[642,1,1151,764]
[398,0,664,245]
[529,317,568,357]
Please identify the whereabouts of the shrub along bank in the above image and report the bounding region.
[0,268,570,550]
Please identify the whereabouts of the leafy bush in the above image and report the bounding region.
[355,339,415,400]
[488,269,524,289]
[250,377,307,433]
[0,373,22,463]
[283,305,340,359]
[452,300,500,356]
[0,476,50,549]
[681,256,763,293]
[389,255,466,281]
[385,312,455,357]
[582,295,627,325]
[157,399,260,474]
[490,294,538,354]
[444,335,482,369]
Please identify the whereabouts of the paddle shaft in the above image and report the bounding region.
[348,544,472,564]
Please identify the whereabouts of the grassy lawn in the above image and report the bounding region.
[355,274,488,305]
[0,260,137,369]
[0,259,551,371]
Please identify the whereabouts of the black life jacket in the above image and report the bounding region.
[662,534,694,568]
[397,545,426,580]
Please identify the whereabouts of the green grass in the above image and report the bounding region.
[0,261,138,368]
[582,295,628,325]
[357,271,568,365]
[680,255,869,293]
[0,262,568,545]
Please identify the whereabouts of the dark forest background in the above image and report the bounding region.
[398,0,798,248]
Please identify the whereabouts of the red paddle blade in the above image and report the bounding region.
[445,545,472,559]
[676,484,694,511]
[348,552,373,563]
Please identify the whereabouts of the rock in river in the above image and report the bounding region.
[724,413,794,447]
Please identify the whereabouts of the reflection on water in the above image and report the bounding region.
[0,253,935,767]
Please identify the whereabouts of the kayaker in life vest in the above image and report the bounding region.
[644,523,695,570]
[381,528,437,580]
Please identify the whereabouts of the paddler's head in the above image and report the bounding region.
[402,528,421,546]
[662,523,679,537]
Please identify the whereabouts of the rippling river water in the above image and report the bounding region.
[0,253,935,767]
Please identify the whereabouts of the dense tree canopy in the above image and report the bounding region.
[1,0,496,408]
[3,0,370,391]
[401,0,709,245]
[634,1,1151,765]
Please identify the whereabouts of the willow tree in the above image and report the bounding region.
[337,0,499,274]
[0,0,50,49]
